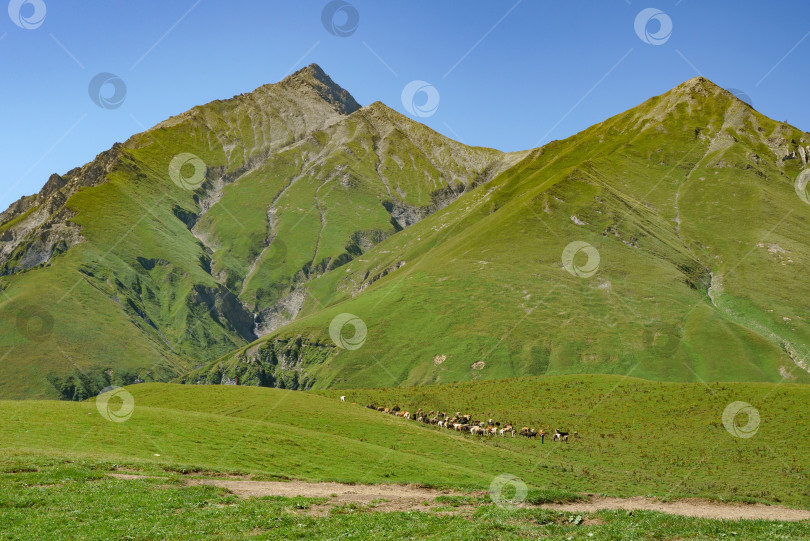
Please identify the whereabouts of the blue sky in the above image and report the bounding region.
[2,0,808,208]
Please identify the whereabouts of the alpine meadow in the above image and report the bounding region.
[2,2,810,540]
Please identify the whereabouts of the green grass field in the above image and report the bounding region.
[2,459,807,540]
[2,376,809,539]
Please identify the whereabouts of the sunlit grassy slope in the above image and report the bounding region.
[196,77,810,390]
[2,376,809,507]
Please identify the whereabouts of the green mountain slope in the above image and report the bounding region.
[188,78,810,389]
[0,65,511,399]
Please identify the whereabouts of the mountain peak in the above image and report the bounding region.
[279,63,361,115]
[667,76,755,109]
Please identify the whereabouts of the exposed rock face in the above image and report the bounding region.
[189,284,257,343]
[278,63,361,116]
[183,337,334,390]
[254,288,307,337]
[0,145,123,274]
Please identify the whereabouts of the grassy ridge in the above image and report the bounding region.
[3,377,809,507]
[2,378,810,538]
[320,374,810,507]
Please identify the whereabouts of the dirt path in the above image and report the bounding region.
[108,474,810,521]
[108,474,467,515]
[542,495,810,522]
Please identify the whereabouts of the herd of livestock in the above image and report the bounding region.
[354,400,577,442]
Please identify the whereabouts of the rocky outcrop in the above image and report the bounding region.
[183,337,334,390]
[189,284,257,342]
[254,287,307,337]
[0,144,124,273]
[278,64,361,116]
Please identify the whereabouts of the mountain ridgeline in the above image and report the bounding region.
[1,66,809,399]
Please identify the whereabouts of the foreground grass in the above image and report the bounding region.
[321,374,810,508]
[1,376,809,509]
[1,456,808,540]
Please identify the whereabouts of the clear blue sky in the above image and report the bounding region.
[2,0,808,208]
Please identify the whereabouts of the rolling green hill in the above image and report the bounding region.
[187,77,810,390]
[5,377,810,538]
[1,376,808,506]
[1,68,809,399]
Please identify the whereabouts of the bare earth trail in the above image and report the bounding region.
[108,474,810,521]
[543,495,810,522]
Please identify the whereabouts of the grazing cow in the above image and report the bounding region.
[553,430,569,442]
[366,404,376,410]
[340,396,346,402]
[499,424,515,437]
